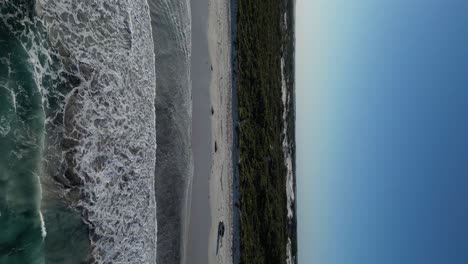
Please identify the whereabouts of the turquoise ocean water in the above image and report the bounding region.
[0,2,44,264]
[0,1,45,263]
[0,1,90,263]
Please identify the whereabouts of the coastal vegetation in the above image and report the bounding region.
[235,0,296,263]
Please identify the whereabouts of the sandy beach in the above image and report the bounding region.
[186,0,237,263]
[207,0,238,263]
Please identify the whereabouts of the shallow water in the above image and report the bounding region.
[148,0,193,263]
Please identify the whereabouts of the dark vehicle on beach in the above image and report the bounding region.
[216,221,225,255]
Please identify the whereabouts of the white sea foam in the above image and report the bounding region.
[36,0,157,263]
[39,211,47,239]
[280,56,294,220]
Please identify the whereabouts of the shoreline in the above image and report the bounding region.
[186,0,212,263]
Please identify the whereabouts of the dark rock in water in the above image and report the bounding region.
[65,168,83,186]
[61,137,79,149]
[214,141,217,152]
[211,106,214,115]
[65,73,81,87]
[53,173,72,189]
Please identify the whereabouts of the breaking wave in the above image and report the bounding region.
[37,0,158,262]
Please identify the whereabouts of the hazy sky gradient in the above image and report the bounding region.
[296,1,468,263]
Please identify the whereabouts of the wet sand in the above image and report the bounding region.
[186,0,212,263]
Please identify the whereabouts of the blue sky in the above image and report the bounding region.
[296,1,468,263]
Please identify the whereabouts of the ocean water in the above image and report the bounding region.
[0,1,46,263]
[1,0,157,263]
[148,0,193,263]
